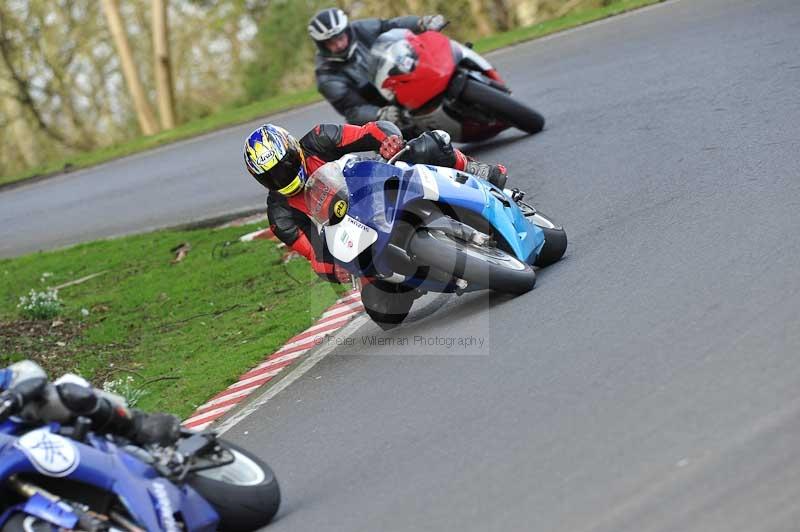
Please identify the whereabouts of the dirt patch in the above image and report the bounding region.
[0,319,88,377]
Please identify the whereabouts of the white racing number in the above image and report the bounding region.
[417,165,441,200]
[324,215,378,263]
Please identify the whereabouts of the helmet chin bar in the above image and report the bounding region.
[316,31,358,62]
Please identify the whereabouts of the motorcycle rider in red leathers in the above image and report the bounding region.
[243,121,507,326]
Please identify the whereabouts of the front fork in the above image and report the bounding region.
[5,475,145,532]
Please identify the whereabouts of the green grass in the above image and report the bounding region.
[0,0,665,190]
[474,0,665,52]
[0,223,345,418]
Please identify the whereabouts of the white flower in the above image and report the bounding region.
[17,288,62,320]
[101,376,148,407]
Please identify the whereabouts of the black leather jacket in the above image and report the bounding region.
[315,16,421,125]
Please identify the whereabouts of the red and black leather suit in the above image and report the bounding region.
[266,120,474,282]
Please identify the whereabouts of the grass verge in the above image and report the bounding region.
[474,0,665,52]
[0,223,344,418]
[0,89,320,189]
[0,0,666,190]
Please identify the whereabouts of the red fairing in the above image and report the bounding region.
[384,31,456,110]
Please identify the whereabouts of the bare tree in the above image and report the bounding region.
[508,0,540,27]
[468,0,495,36]
[153,0,176,129]
[101,0,160,135]
[0,72,39,167]
[0,11,85,153]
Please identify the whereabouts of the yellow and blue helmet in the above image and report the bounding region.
[244,124,307,196]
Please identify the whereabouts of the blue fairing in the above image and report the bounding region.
[1,492,79,529]
[0,426,218,531]
[341,160,544,277]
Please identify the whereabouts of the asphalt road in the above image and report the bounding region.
[0,101,344,259]
[6,0,800,530]
[226,1,799,531]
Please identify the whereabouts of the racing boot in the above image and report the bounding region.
[462,159,508,189]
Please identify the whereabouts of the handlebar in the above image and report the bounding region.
[387,145,411,165]
[0,376,47,422]
[0,368,180,446]
[0,396,17,421]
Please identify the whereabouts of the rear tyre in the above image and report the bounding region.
[188,441,280,531]
[461,78,545,134]
[408,228,536,295]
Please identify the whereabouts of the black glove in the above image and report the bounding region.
[399,130,456,167]
[89,396,180,446]
[0,377,47,420]
[418,14,448,32]
[132,411,181,446]
[376,105,403,124]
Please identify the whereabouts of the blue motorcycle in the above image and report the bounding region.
[0,363,280,531]
[304,149,567,327]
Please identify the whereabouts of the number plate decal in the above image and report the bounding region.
[325,216,378,263]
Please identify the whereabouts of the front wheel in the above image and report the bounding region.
[460,78,545,134]
[188,441,280,531]
[524,209,567,267]
[408,228,536,295]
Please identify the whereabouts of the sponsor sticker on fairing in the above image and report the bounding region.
[151,480,179,532]
[16,428,79,477]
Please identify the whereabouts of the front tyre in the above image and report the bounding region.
[528,211,567,267]
[460,78,545,134]
[361,280,417,330]
[408,228,536,295]
[188,441,280,531]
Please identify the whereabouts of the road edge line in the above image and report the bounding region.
[215,314,370,435]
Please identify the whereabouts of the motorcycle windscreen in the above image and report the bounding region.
[305,162,349,226]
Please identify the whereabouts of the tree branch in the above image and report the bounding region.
[0,8,88,151]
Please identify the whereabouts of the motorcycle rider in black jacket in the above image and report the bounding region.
[308,8,447,128]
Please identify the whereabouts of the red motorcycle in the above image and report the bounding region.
[370,29,545,142]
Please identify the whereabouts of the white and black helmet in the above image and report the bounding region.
[308,8,356,60]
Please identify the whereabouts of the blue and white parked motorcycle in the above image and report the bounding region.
[0,361,279,531]
[304,147,567,327]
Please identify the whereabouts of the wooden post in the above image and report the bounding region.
[152,0,176,129]
[101,0,159,135]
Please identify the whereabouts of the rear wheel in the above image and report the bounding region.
[460,78,545,134]
[188,441,280,531]
[408,228,536,295]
